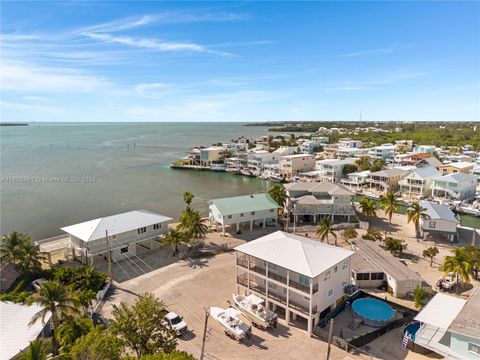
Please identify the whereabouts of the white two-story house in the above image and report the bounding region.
[398,166,441,200]
[279,154,316,180]
[431,173,477,201]
[368,144,396,160]
[315,158,356,183]
[235,231,354,334]
[284,181,356,228]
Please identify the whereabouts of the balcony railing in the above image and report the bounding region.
[289,279,310,293]
[268,272,287,285]
[237,258,248,268]
[250,265,266,276]
[250,283,266,295]
[237,275,249,287]
[268,291,287,305]
[289,299,316,315]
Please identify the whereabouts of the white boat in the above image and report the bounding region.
[210,164,226,172]
[457,206,480,217]
[209,307,252,341]
[232,294,277,329]
[269,174,284,182]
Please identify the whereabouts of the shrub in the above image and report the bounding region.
[362,229,382,242]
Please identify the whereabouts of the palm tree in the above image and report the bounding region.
[27,280,80,355]
[406,202,429,242]
[359,197,377,221]
[316,218,337,245]
[182,192,194,209]
[16,339,51,360]
[267,184,287,211]
[179,210,208,243]
[0,230,27,264]
[16,240,46,279]
[163,228,187,258]
[441,248,473,293]
[379,191,398,234]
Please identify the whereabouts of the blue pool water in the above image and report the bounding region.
[352,298,394,321]
[404,322,421,340]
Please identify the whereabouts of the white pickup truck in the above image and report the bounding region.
[162,312,188,336]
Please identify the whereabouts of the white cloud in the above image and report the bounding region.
[78,15,156,33]
[1,61,111,92]
[342,47,395,57]
[0,100,61,113]
[135,83,173,92]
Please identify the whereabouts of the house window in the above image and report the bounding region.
[371,273,384,280]
[120,247,129,254]
[356,273,369,280]
[251,211,256,215]
[268,282,277,290]
[227,215,232,219]
[343,259,349,269]
[327,289,333,297]
[468,342,480,355]
[324,271,331,281]
[429,221,436,229]
[137,227,147,234]
[334,266,338,273]
[240,213,244,217]
[153,223,162,230]
[298,275,310,286]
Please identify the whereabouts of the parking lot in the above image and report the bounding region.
[100,252,370,360]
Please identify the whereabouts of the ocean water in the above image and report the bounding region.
[0,123,272,240]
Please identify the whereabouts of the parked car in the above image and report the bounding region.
[162,312,187,335]
[31,278,48,291]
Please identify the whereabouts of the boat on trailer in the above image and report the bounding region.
[232,293,277,330]
[209,307,252,342]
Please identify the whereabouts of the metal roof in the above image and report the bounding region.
[435,172,477,183]
[0,301,51,360]
[406,166,441,180]
[448,287,480,338]
[208,193,279,216]
[414,293,466,330]
[235,231,354,278]
[369,168,407,177]
[352,239,423,282]
[420,201,459,223]
[61,210,173,242]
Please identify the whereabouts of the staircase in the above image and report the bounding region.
[347,319,361,330]
[401,334,411,349]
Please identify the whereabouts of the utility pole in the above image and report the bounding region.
[105,230,113,284]
[326,319,334,360]
[200,308,210,360]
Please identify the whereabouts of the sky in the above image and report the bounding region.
[1,1,479,122]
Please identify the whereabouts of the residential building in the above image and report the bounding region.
[279,154,316,180]
[341,170,371,190]
[36,210,173,264]
[414,288,480,360]
[413,145,437,154]
[419,201,459,242]
[367,168,408,193]
[351,239,426,298]
[208,193,279,235]
[431,173,477,201]
[336,147,368,158]
[311,135,329,144]
[300,140,322,154]
[322,144,339,159]
[235,231,354,334]
[200,146,224,166]
[439,162,475,175]
[315,158,356,183]
[470,165,480,186]
[416,156,443,169]
[1,301,52,360]
[272,146,297,157]
[398,167,441,199]
[368,144,396,160]
[338,138,362,149]
[284,181,355,227]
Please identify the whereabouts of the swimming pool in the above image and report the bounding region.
[352,298,394,327]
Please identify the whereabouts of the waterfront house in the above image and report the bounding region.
[351,239,426,298]
[284,181,355,228]
[413,288,480,360]
[398,166,441,199]
[36,210,172,264]
[247,149,284,174]
[235,231,354,334]
[208,193,279,235]
[200,146,224,166]
[300,140,322,154]
[419,201,459,242]
[439,162,475,175]
[430,173,477,201]
[315,158,356,183]
[1,301,52,360]
[341,170,371,190]
[413,145,437,154]
[366,168,408,193]
[368,144,396,160]
[279,154,316,180]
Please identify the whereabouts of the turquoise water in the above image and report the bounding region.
[353,195,480,228]
[0,123,271,240]
[352,298,394,321]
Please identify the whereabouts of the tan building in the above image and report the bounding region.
[200,146,224,166]
[438,162,475,175]
[367,168,408,194]
[279,154,316,180]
